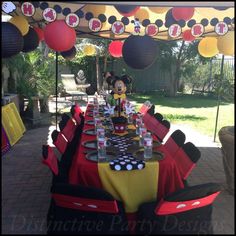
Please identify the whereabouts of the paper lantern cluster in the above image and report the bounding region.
[172,7,195,21]
[61,46,77,60]
[22,27,39,53]
[83,44,96,56]
[114,5,140,17]
[198,37,219,58]
[149,7,169,14]
[134,8,149,22]
[122,35,158,70]
[44,20,76,52]
[182,29,195,42]
[33,27,44,41]
[2,15,43,58]
[198,31,234,58]
[217,31,234,56]
[108,41,123,58]
[2,22,24,58]
[9,15,29,36]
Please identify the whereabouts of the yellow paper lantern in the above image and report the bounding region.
[83,5,106,17]
[84,45,96,56]
[9,16,29,36]
[134,8,149,22]
[149,7,170,14]
[198,37,219,58]
[217,31,234,56]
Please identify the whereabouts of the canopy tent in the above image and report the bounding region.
[5,1,235,41]
[2,1,234,140]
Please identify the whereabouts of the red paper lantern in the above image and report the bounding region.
[109,41,123,58]
[182,29,195,42]
[33,27,44,41]
[44,20,76,52]
[115,6,140,17]
[172,7,195,21]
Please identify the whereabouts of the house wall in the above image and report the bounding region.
[113,58,172,92]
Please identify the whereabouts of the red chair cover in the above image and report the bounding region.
[60,119,78,142]
[52,193,119,213]
[42,145,59,175]
[173,147,196,180]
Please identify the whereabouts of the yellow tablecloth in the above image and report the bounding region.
[98,161,159,213]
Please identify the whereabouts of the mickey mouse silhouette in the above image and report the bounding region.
[131,18,141,34]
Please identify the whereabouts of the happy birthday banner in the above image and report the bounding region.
[12,2,234,38]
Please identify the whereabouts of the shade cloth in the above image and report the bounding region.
[8,2,234,41]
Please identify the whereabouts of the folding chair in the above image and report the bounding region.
[164,129,186,158]
[47,183,129,234]
[61,74,89,102]
[174,142,201,181]
[136,183,221,234]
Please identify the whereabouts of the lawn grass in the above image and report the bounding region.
[128,92,234,143]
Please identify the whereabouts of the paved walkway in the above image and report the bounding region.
[2,97,234,234]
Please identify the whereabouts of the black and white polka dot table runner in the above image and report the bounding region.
[109,153,145,171]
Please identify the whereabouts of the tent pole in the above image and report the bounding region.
[55,51,58,130]
[213,54,224,142]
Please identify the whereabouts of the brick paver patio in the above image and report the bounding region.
[2,98,234,234]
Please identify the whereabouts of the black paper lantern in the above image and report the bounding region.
[114,5,140,17]
[61,46,76,60]
[122,35,158,70]
[22,27,39,53]
[165,9,178,27]
[2,22,24,58]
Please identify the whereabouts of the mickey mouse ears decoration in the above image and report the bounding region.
[122,35,158,70]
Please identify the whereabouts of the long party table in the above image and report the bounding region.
[69,104,184,214]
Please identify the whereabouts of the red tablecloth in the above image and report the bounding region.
[69,104,184,210]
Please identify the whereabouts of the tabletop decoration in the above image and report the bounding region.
[106,74,132,133]
[124,100,135,123]
[104,103,116,116]
[109,153,145,171]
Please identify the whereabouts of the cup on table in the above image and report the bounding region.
[93,109,99,117]
[94,117,102,129]
[139,126,147,147]
[135,118,142,135]
[96,125,105,137]
[127,113,133,124]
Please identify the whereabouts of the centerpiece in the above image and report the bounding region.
[105,74,132,133]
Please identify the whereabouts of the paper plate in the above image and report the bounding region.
[86,151,116,162]
[134,149,165,161]
[83,129,96,136]
[85,120,95,126]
